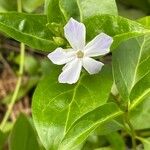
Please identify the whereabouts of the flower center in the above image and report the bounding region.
[76,50,84,58]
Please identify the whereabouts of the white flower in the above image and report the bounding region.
[48,18,113,84]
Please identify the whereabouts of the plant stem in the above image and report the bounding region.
[124,110,137,150]
[0,0,25,130]
[0,43,25,130]
[17,0,22,13]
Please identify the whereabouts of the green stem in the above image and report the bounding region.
[124,110,137,150]
[0,0,25,130]
[112,94,137,150]
[0,43,25,130]
[17,0,22,13]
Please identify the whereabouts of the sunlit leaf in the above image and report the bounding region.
[0,12,56,51]
[32,65,114,149]
[113,34,150,103]
[84,15,148,49]
[78,0,118,21]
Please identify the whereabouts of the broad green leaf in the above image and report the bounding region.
[84,15,148,49]
[112,34,150,102]
[59,0,80,21]
[130,97,150,129]
[96,120,123,135]
[45,0,64,23]
[9,114,41,150]
[32,65,113,150]
[45,0,117,23]
[24,54,40,75]
[130,73,150,109]
[0,12,57,51]
[59,103,121,150]
[106,132,126,150]
[77,0,118,21]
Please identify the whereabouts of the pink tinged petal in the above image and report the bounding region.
[64,18,86,50]
[58,58,82,84]
[82,57,104,74]
[47,48,75,65]
[84,33,113,57]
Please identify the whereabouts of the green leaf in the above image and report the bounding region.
[59,0,80,21]
[9,114,41,150]
[130,97,150,129]
[84,15,148,50]
[96,120,123,135]
[0,12,57,51]
[106,132,126,150]
[24,54,40,75]
[59,103,121,150]
[45,0,117,23]
[45,0,64,23]
[112,34,150,102]
[130,72,150,109]
[32,65,114,150]
[77,0,118,21]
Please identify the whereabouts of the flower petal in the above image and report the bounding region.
[82,57,104,74]
[84,33,113,57]
[58,58,82,84]
[47,48,75,65]
[64,18,86,50]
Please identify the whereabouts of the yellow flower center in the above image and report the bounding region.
[76,50,84,58]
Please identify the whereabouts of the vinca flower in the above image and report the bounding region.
[48,18,113,84]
